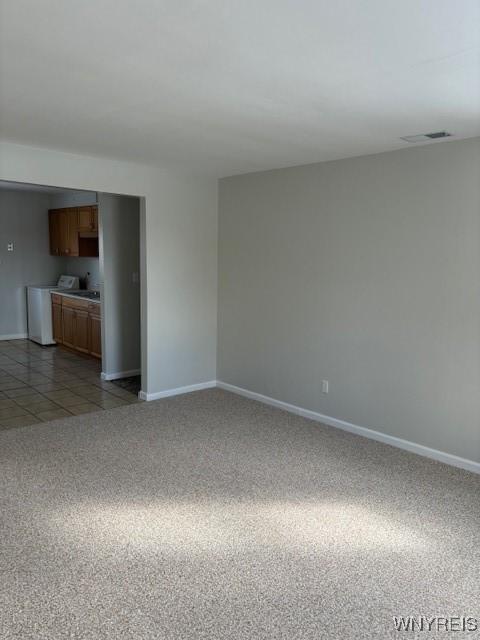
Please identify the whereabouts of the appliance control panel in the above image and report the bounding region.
[57,275,79,289]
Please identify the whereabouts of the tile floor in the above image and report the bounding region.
[0,340,141,431]
[111,374,142,396]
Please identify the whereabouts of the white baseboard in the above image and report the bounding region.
[131,377,479,474]
[216,381,480,475]
[101,369,141,381]
[0,333,28,341]
[139,380,217,402]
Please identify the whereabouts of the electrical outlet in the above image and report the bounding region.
[7,242,14,252]
[322,380,329,394]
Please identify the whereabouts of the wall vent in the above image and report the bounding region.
[401,131,452,143]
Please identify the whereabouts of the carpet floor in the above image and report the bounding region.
[0,389,479,639]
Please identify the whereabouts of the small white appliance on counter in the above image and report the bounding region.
[27,275,80,345]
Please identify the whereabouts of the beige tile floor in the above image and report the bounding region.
[0,340,141,430]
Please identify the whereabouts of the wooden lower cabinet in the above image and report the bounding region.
[74,309,90,354]
[62,306,76,349]
[52,295,101,358]
[89,313,102,359]
[52,302,63,344]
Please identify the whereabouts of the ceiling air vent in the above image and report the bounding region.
[401,131,452,143]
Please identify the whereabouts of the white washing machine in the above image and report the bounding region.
[27,275,79,345]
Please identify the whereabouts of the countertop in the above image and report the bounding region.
[53,291,101,304]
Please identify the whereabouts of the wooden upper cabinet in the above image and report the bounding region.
[64,209,79,256]
[49,208,76,256]
[78,206,98,233]
[60,211,70,255]
[49,206,98,257]
[77,207,91,231]
[50,209,68,256]
[91,206,98,232]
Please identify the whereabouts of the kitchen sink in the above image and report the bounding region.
[68,290,101,301]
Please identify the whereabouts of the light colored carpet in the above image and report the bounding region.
[0,389,479,639]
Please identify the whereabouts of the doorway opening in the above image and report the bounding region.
[0,180,144,428]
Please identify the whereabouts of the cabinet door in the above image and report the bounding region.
[62,307,75,348]
[88,314,102,358]
[49,211,61,255]
[74,309,89,353]
[91,206,98,232]
[52,303,63,344]
[50,207,79,256]
[78,206,94,232]
[65,210,79,256]
[59,211,68,255]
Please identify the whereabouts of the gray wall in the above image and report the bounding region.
[98,193,140,376]
[63,257,100,289]
[49,189,97,209]
[0,189,60,338]
[143,177,218,392]
[218,137,480,463]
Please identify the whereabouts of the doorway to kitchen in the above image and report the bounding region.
[0,181,143,428]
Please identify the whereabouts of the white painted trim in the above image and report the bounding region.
[139,380,217,401]
[0,333,28,341]
[216,381,480,475]
[101,369,141,381]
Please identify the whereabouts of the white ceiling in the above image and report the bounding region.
[0,0,479,177]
